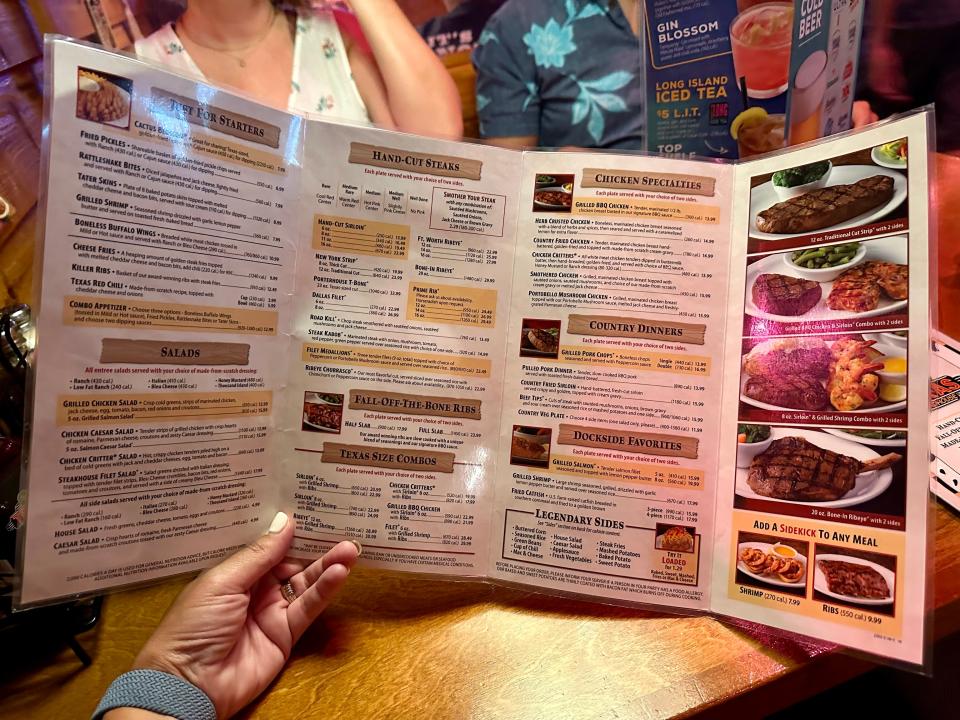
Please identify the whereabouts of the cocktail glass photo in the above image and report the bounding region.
[730,2,793,99]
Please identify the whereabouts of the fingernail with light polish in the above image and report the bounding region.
[350,540,363,556]
[268,511,288,533]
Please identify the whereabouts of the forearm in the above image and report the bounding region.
[348,0,462,136]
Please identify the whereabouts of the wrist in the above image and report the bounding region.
[132,648,195,688]
[92,669,216,720]
[105,709,173,720]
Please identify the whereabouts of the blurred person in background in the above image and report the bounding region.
[863,0,960,153]
[418,0,507,57]
[472,1,879,152]
[136,0,462,138]
[472,0,644,149]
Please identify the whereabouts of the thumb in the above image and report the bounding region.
[204,512,294,592]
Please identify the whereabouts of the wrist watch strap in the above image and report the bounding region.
[91,669,217,720]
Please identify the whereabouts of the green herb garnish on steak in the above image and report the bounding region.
[772,161,830,188]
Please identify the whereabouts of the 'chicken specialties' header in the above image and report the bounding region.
[581,168,716,196]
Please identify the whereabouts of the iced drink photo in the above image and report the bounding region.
[733,109,786,158]
[730,2,793,99]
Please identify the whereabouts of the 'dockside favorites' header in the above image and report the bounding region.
[580,168,716,196]
[348,142,482,180]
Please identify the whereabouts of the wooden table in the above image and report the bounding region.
[3,504,958,720]
[5,158,958,720]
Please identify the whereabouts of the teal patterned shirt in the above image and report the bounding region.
[473,0,644,148]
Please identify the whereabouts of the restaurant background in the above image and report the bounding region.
[0,1,956,717]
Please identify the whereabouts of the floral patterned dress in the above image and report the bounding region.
[135,10,370,122]
[473,0,643,148]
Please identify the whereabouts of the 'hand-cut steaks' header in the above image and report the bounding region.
[567,314,706,345]
[348,142,482,180]
[581,168,716,196]
[149,89,281,148]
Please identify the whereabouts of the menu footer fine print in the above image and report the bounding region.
[19,39,932,667]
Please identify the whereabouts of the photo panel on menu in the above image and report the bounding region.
[726,132,914,645]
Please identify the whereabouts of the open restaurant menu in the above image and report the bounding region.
[19,40,932,666]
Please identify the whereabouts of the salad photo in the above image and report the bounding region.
[872,138,907,169]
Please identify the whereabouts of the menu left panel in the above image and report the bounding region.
[18,40,300,606]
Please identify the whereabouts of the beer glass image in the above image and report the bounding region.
[788,50,828,146]
[730,2,793,99]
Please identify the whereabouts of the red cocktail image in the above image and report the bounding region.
[730,2,793,99]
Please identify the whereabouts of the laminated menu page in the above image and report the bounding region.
[19,39,932,667]
[930,335,960,510]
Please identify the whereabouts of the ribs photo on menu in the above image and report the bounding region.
[812,544,896,616]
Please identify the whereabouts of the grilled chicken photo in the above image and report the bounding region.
[756,175,894,234]
[746,436,901,502]
[827,261,908,312]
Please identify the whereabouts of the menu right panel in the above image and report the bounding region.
[712,114,931,666]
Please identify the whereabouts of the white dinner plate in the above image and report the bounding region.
[533,185,573,210]
[822,428,907,447]
[744,235,908,323]
[736,541,807,588]
[871,146,907,170]
[750,165,907,240]
[868,331,908,349]
[735,427,896,508]
[519,346,558,357]
[814,553,895,605]
[102,85,131,128]
[738,373,907,415]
